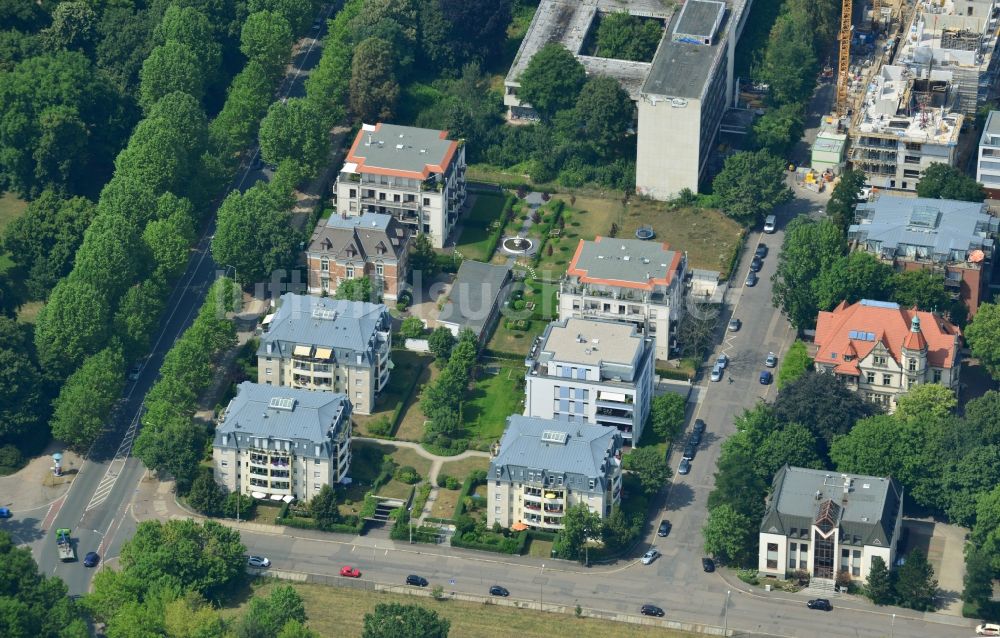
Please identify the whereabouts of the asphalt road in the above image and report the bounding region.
[28,4,337,595]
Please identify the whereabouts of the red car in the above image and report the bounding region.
[340,565,361,578]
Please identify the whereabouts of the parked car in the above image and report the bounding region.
[657,520,672,537]
[689,428,702,446]
[728,318,741,332]
[807,598,832,611]
[0,507,10,519]
[765,352,777,368]
[640,604,665,617]
[701,557,715,572]
[247,556,270,568]
[759,370,773,385]
[716,353,729,369]
[641,549,660,565]
[763,215,776,233]
[406,574,428,587]
[755,244,768,259]
[83,552,100,568]
[682,441,697,460]
[678,458,691,475]
[750,256,763,272]
[127,363,142,382]
[693,419,706,436]
[339,565,361,578]
[745,271,758,287]
[489,585,509,597]
[710,364,723,382]
[976,623,1000,636]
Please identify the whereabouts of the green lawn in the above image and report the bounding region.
[353,350,432,436]
[0,192,27,236]
[485,277,558,356]
[439,456,490,480]
[462,365,524,448]
[454,192,507,261]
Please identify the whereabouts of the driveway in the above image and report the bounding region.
[902,519,968,616]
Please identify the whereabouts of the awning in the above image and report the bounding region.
[251,491,266,499]
[511,522,528,532]
[282,495,295,503]
[314,347,333,360]
[599,391,628,402]
[270,494,284,501]
[293,345,313,357]
[545,492,558,499]
[262,313,275,326]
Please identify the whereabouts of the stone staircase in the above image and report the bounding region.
[803,576,840,597]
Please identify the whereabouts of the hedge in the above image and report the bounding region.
[451,530,525,554]
[452,474,483,520]
[656,366,695,381]
[482,193,516,262]
[275,499,366,534]
[530,200,566,268]
[481,348,526,362]
[389,509,439,543]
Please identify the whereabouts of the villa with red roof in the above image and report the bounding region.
[813,299,962,411]
[559,237,687,360]
[333,123,466,248]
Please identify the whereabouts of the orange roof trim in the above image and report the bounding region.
[344,124,458,180]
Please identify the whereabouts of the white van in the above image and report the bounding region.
[763,215,776,233]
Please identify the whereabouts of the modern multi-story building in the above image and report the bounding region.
[305,212,411,301]
[849,195,997,315]
[524,317,655,446]
[847,65,963,193]
[212,382,353,503]
[813,299,962,412]
[559,237,687,360]
[258,294,392,414]
[759,466,904,583]
[487,415,623,531]
[976,110,1000,196]
[334,123,466,248]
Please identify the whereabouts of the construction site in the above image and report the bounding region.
[832,0,1000,193]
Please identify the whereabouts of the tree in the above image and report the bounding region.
[399,316,424,339]
[894,548,938,611]
[143,199,197,282]
[0,318,48,448]
[516,43,587,121]
[42,1,97,54]
[72,212,146,301]
[571,76,634,155]
[212,183,298,286]
[209,61,275,156]
[772,216,845,329]
[50,346,125,450]
[756,423,822,478]
[556,502,603,561]
[335,277,374,302]
[622,446,672,496]
[826,169,866,231]
[241,10,293,79]
[962,545,995,612]
[595,12,662,61]
[237,585,307,638]
[309,485,340,530]
[773,371,876,459]
[138,41,204,111]
[777,340,812,388]
[350,36,400,121]
[812,252,895,311]
[114,279,167,361]
[156,5,221,90]
[362,603,450,638]
[895,383,957,423]
[751,103,805,157]
[707,444,769,521]
[259,98,331,171]
[187,468,225,516]
[758,11,817,106]
[277,620,320,638]
[965,391,1000,445]
[965,302,1000,378]
[891,269,952,313]
[712,150,791,226]
[944,445,1000,527]
[648,393,686,441]
[249,0,315,36]
[34,278,111,379]
[703,504,755,566]
[163,592,228,638]
[428,327,455,361]
[420,0,512,69]
[915,163,985,202]
[408,233,438,281]
[865,556,893,605]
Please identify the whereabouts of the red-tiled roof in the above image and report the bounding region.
[814,300,960,373]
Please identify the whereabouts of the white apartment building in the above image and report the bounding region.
[759,466,904,583]
[559,237,687,360]
[524,317,655,446]
[334,123,467,248]
[258,294,392,415]
[977,110,1000,196]
[212,382,353,503]
[487,415,623,531]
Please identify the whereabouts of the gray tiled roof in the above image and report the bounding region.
[307,212,409,262]
[350,124,456,174]
[491,416,621,491]
[259,294,389,365]
[438,260,513,337]
[571,238,680,286]
[215,382,351,453]
[851,195,996,258]
[760,466,902,548]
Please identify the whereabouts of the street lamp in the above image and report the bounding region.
[724,589,731,635]
[890,613,895,638]
[540,563,545,611]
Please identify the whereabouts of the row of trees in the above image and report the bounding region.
[420,328,479,452]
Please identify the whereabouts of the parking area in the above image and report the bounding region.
[901,519,967,616]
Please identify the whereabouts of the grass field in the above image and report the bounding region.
[454,192,508,262]
[394,361,440,442]
[429,485,461,520]
[439,456,489,480]
[462,365,524,448]
[376,479,414,501]
[352,351,432,436]
[238,582,696,638]
[0,192,27,236]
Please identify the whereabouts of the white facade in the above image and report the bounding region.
[977,110,1000,191]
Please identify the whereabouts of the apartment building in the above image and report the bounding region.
[848,65,963,193]
[813,299,962,412]
[759,466,904,583]
[305,212,410,301]
[850,195,997,315]
[524,317,655,446]
[976,110,1000,196]
[334,123,466,248]
[258,294,392,415]
[487,415,623,531]
[212,382,353,503]
[559,237,687,360]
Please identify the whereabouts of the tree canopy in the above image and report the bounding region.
[712,150,791,226]
[595,12,662,62]
[622,446,672,496]
[773,371,876,460]
[825,169,865,231]
[516,43,586,121]
[771,216,845,329]
[362,603,450,638]
[915,163,986,202]
[350,36,400,121]
[965,301,1000,378]
[212,183,299,286]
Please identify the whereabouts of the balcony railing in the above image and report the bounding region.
[524,502,541,511]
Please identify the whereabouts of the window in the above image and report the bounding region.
[866,372,876,384]
[320,258,329,272]
[588,479,595,489]
[221,460,228,467]
[355,392,362,398]
[933,369,942,382]
[495,506,501,514]
[356,378,362,385]
[903,155,921,165]
[376,263,384,276]
[882,373,892,386]
[423,197,430,206]
[873,355,887,366]
[766,543,779,570]
[314,472,320,478]
[905,142,922,151]
[265,368,272,375]
[314,483,320,489]
[345,266,354,279]
[496,493,501,500]
[908,358,916,371]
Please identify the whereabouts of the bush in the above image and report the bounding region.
[0,445,25,473]
[512,299,526,311]
[399,316,424,339]
[436,473,451,488]
[445,476,461,490]
[737,569,760,586]
[368,416,393,437]
[395,465,421,484]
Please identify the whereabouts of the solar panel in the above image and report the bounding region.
[540,430,568,445]
[268,397,296,411]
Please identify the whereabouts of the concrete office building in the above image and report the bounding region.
[212,382,353,503]
[524,317,655,446]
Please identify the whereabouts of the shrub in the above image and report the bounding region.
[737,569,760,586]
[512,299,526,311]
[368,416,392,437]
[445,476,461,490]
[436,473,451,488]
[399,316,424,339]
[0,445,25,472]
[395,465,421,484]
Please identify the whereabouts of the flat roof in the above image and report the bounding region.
[438,260,513,337]
[567,236,682,290]
[642,1,729,99]
[344,123,458,180]
[982,110,1000,144]
[540,317,642,367]
[673,0,725,42]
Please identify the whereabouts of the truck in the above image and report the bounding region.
[55,528,75,562]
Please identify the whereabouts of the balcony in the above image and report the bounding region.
[543,505,564,514]
[596,399,634,411]
[542,490,564,501]
[524,502,541,511]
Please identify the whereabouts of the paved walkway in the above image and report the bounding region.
[0,442,83,513]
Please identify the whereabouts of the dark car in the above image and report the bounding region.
[0,507,11,519]
[682,442,697,460]
[657,520,672,537]
[678,458,691,475]
[489,585,509,597]
[702,557,715,572]
[807,598,832,611]
[745,271,758,287]
[693,419,706,436]
[406,575,428,587]
[759,370,773,385]
[755,244,768,259]
[689,428,702,446]
[750,256,763,272]
[640,604,665,617]
[83,552,100,568]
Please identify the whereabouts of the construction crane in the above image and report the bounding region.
[836,0,854,117]
[872,0,881,27]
